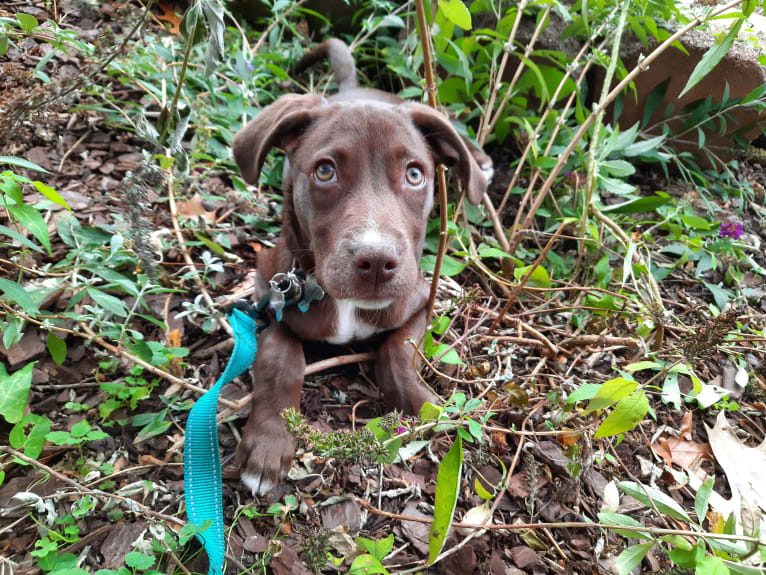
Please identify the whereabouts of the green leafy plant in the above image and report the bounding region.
[0,157,70,263]
[0,14,94,80]
[46,420,109,447]
[349,534,395,575]
[608,480,764,575]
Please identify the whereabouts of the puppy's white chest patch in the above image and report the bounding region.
[325,300,380,344]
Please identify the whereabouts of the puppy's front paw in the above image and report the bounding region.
[236,416,295,496]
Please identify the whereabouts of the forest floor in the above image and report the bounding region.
[1,2,766,575]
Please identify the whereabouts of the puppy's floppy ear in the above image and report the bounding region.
[232,93,324,185]
[405,103,488,205]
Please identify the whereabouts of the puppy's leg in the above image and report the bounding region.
[375,310,439,415]
[237,322,304,495]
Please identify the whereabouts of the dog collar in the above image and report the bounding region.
[224,269,325,325]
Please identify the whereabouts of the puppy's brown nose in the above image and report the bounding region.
[353,244,399,285]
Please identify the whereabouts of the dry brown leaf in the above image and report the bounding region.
[166,328,182,348]
[156,2,182,35]
[652,436,713,470]
[679,410,693,440]
[651,411,713,472]
[138,454,165,466]
[491,429,508,451]
[556,430,582,447]
[177,192,217,224]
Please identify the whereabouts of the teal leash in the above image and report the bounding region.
[183,272,324,575]
[184,308,259,575]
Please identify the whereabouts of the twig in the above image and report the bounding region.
[35,0,156,111]
[407,340,497,385]
[496,23,606,216]
[511,0,746,308]
[167,352,378,453]
[487,220,568,336]
[57,129,91,173]
[559,334,641,348]
[482,5,552,141]
[413,0,449,326]
[0,446,184,526]
[77,321,240,410]
[0,302,240,409]
[349,1,412,52]
[165,152,232,336]
[580,0,631,262]
[477,0,529,146]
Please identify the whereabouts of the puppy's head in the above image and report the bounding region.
[233,95,488,306]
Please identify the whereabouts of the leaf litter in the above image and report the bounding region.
[0,1,765,574]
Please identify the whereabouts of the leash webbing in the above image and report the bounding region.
[184,308,259,575]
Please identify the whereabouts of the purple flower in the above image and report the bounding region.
[244,58,254,73]
[719,221,743,240]
[395,426,407,436]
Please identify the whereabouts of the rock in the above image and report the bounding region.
[613,29,766,164]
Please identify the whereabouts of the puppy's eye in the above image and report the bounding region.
[405,165,424,187]
[314,162,336,183]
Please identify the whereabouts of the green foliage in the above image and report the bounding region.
[424,314,464,365]
[679,20,743,99]
[46,420,108,446]
[602,478,764,574]
[349,534,395,574]
[284,408,391,465]
[0,15,94,78]
[428,435,463,564]
[2,1,764,574]
[0,361,35,424]
[10,413,51,459]
[0,158,69,258]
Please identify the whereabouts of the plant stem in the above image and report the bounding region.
[580,0,630,259]
[413,0,447,325]
[162,25,195,144]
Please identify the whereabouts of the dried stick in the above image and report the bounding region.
[477,0,529,146]
[413,0,449,325]
[515,0,746,240]
[487,220,567,335]
[0,446,184,526]
[496,24,606,216]
[580,0,631,258]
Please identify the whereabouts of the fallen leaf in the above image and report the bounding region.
[651,411,714,472]
[652,436,713,471]
[138,455,164,466]
[155,2,181,35]
[166,329,182,348]
[557,430,582,447]
[176,192,217,224]
[679,410,693,440]
[491,429,507,451]
[694,412,766,539]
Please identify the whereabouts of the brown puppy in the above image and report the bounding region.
[232,39,491,495]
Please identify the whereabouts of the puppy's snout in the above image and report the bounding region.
[353,243,399,285]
